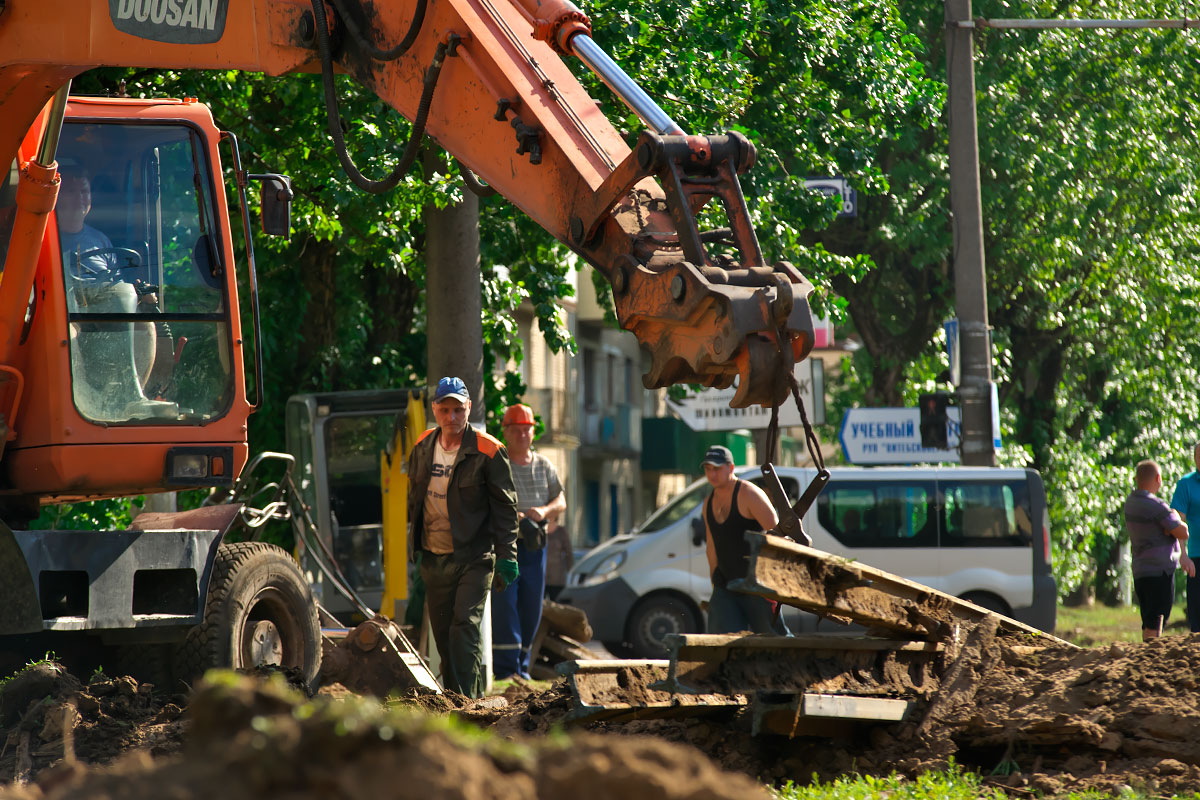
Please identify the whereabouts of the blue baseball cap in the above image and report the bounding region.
[433,376,470,404]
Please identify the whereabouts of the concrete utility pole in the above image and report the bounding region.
[423,149,485,426]
[945,0,996,466]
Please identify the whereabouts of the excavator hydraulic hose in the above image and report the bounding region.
[311,0,449,194]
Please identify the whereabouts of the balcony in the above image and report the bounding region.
[581,404,641,453]
[528,387,579,445]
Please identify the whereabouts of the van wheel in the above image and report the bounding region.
[960,592,1011,617]
[626,595,700,659]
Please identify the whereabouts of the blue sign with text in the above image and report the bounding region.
[839,407,961,464]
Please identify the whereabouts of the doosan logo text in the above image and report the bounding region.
[109,0,228,43]
[116,0,219,30]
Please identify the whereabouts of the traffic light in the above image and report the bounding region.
[919,392,951,449]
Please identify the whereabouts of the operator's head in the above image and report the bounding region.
[1192,441,1200,470]
[701,445,735,488]
[432,376,471,436]
[502,403,535,455]
[1136,459,1162,492]
[56,162,92,234]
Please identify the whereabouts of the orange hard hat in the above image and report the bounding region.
[502,404,535,426]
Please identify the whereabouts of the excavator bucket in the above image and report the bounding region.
[0,519,41,634]
[319,617,441,696]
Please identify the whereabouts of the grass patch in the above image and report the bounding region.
[771,765,1155,800]
[1057,602,1190,647]
[773,766,1007,800]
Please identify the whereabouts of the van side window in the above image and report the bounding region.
[817,481,936,547]
[940,481,1031,546]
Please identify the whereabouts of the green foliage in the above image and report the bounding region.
[773,763,1008,800]
[968,1,1200,597]
[31,497,140,531]
[764,1,1200,600]
[579,0,940,301]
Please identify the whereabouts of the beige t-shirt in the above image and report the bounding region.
[423,440,458,554]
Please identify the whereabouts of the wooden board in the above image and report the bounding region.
[730,533,1072,646]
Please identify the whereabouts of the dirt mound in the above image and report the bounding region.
[0,662,185,785]
[10,621,1200,798]
[0,673,767,800]
[881,623,1200,795]
[481,621,1200,796]
[579,620,1200,796]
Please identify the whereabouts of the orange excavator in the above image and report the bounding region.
[0,0,819,686]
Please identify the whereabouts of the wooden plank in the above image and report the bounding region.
[802,693,911,721]
[668,633,943,653]
[752,693,913,737]
[731,533,1072,646]
[558,659,671,674]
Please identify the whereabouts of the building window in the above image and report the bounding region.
[624,358,634,405]
[583,348,596,409]
[606,353,617,407]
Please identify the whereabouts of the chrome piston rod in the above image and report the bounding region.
[571,34,684,136]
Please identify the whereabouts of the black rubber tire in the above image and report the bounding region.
[174,542,320,689]
[626,594,700,659]
[960,591,1011,617]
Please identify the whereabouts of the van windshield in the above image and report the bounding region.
[636,481,711,534]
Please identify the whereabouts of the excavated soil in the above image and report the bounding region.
[0,673,766,800]
[7,619,1200,797]
[0,663,187,782]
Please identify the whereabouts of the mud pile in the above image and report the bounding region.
[574,620,1200,796]
[884,622,1200,796]
[0,662,185,784]
[0,673,767,800]
[8,621,1200,798]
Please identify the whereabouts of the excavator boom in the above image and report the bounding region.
[0,0,814,407]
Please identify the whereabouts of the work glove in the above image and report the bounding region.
[493,558,519,591]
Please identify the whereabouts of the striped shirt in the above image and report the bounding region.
[510,453,562,512]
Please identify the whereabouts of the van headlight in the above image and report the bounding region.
[581,551,627,587]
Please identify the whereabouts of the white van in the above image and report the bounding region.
[558,466,1056,658]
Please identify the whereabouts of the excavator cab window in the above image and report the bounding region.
[323,413,395,595]
[55,121,233,425]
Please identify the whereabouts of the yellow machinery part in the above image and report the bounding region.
[379,390,427,620]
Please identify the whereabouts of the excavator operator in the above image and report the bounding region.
[56,161,171,420]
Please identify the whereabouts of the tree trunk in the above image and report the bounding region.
[423,150,484,425]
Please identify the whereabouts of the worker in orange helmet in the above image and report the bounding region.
[492,403,566,679]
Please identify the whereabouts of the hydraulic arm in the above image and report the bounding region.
[0,0,815,407]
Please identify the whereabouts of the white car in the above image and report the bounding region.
[558,465,1055,658]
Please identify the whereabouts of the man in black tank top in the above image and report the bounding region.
[700,446,790,635]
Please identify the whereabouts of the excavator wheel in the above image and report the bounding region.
[174,541,320,690]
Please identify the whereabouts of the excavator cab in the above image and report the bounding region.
[55,118,229,424]
[1,96,289,504]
